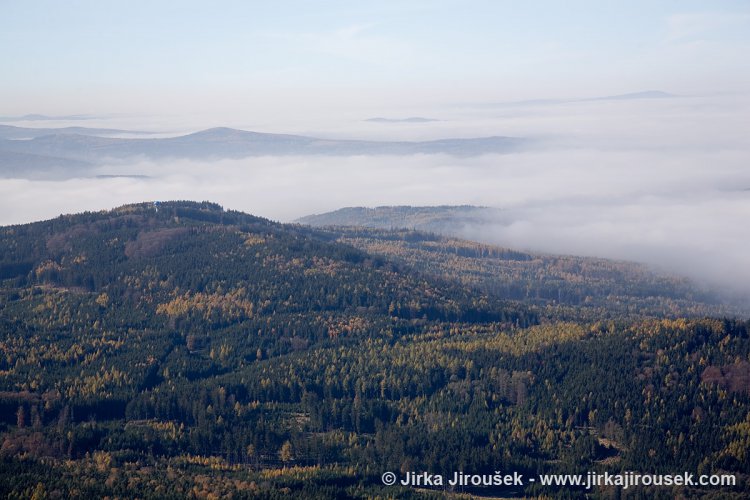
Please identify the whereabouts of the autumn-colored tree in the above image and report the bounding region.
[279,441,293,463]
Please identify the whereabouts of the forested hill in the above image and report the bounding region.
[1,202,749,498]
[0,201,532,329]
[295,205,504,235]
[313,226,747,320]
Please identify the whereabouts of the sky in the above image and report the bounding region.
[1,1,749,120]
[1,2,750,293]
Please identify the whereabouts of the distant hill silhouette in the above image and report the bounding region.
[0,125,525,178]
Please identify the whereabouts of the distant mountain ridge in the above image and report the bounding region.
[0,125,525,179]
[296,205,506,235]
[0,150,93,179]
[0,124,153,140]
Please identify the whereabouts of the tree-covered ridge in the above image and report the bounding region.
[295,205,504,235]
[316,226,745,320]
[0,201,747,498]
[1,201,533,323]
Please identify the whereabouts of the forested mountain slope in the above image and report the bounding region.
[304,226,746,321]
[0,202,748,498]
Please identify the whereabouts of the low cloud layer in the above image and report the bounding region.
[2,94,748,292]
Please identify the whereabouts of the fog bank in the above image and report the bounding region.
[2,94,748,291]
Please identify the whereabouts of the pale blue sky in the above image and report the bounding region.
[1,0,749,116]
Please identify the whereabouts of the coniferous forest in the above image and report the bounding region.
[0,201,748,498]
